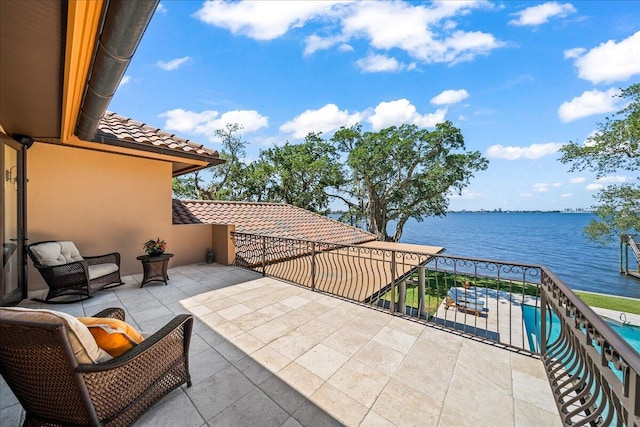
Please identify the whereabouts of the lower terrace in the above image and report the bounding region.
[1,263,560,426]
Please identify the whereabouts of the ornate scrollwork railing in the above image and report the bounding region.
[231,231,640,426]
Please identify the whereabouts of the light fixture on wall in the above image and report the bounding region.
[5,166,18,190]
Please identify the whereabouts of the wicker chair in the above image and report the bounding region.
[26,241,124,303]
[0,307,193,427]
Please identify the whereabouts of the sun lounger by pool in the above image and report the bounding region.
[445,287,486,316]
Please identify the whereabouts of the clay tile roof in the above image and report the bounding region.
[96,112,220,160]
[172,199,377,245]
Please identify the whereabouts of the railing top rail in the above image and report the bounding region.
[231,230,544,271]
[542,266,640,372]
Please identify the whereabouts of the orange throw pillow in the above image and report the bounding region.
[78,317,144,357]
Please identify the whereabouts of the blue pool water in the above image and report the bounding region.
[522,304,640,355]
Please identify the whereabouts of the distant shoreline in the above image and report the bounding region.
[329,210,595,215]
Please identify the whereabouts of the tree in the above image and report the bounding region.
[559,83,640,245]
[248,133,345,212]
[332,122,488,241]
[172,123,247,200]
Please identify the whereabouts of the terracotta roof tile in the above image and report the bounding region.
[96,112,220,160]
[172,199,377,245]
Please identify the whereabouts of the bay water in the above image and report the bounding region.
[398,212,640,299]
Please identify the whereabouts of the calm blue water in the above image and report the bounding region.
[396,212,640,299]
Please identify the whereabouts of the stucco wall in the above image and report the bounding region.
[27,142,177,290]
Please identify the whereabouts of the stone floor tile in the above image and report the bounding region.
[186,365,255,422]
[208,388,289,427]
[135,389,204,427]
[443,363,514,427]
[321,325,371,357]
[308,383,369,426]
[217,303,253,321]
[296,344,349,381]
[277,362,325,398]
[360,411,395,427]
[372,378,442,427]
[249,319,295,343]
[386,316,426,337]
[280,295,312,309]
[327,359,390,407]
[250,346,292,374]
[512,370,558,414]
[0,403,23,427]
[188,347,231,385]
[258,302,295,319]
[514,398,563,427]
[216,332,264,360]
[281,416,304,427]
[233,355,274,386]
[353,341,406,376]
[268,330,318,361]
[372,325,418,354]
[211,321,245,340]
[259,374,308,415]
[292,400,344,427]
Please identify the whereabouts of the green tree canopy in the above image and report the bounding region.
[246,133,345,213]
[172,123,246,200]
[559,83,640,244]
[332,122,488,241]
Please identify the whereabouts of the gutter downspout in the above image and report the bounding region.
[76,0,158,141]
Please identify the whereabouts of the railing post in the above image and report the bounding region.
[311,241,316,291]
[398,279,406,315]
[390,251,396,315]
[418,267,425,318]
[540,278,547,355]
[261,235,266,277]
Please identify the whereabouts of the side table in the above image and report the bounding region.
[136,253,174,287]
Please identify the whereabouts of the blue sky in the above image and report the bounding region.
[109,1,640,211]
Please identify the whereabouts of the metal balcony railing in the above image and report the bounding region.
[231,231,640,426]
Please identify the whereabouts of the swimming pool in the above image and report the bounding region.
[521,304,640,355]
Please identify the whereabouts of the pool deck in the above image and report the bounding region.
[1,263,561,427]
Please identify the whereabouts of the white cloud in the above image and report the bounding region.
[156,56,191,71]
[586,183,603,191]
[566,31,640,84]
[534,183,550,192]
[486,142,563,160]
[569,177,586,183]
[597,175,627,183]
[557,88,622,122]
[118,75,131,87]
[561,193,573,198]
[279,104,362,138]
[160,108,268,142]
[552,182,562,187]
[195,1,344,41]
[431,89,469,105]
[509,2,576,26]
[355,53,415,73]
[367,99,447,130]
[197,1,503,66]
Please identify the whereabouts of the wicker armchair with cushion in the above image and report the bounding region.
[26,241,124,303]
[0,307,193,427]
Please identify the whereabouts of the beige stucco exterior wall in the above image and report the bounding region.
[26,142,176,290]
[169,224,211,266]
[212,224,236,265]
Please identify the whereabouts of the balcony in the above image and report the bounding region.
[1,263,560,426]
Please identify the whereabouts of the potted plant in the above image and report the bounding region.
[143,238,167,256]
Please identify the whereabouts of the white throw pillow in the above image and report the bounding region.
[0,307,112,364]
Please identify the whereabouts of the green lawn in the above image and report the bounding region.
[384,270,539,314]
[574,291,640,315]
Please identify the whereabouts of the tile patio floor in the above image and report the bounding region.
[1,263,562,426]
